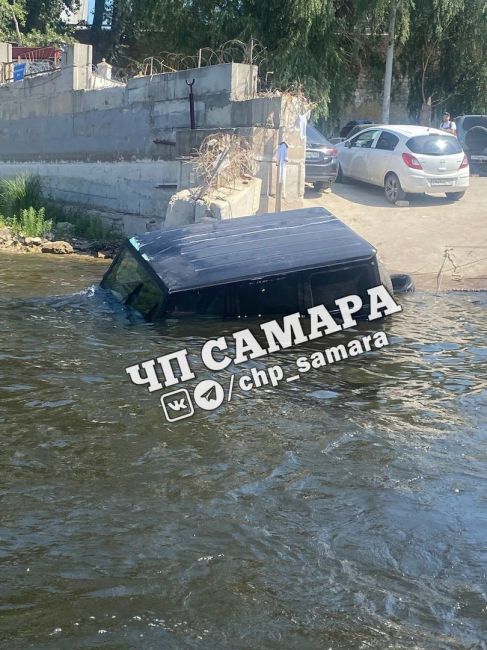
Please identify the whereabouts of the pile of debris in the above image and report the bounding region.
[193,133,256,196]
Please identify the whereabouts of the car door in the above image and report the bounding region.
[367,130,400,185]
[345,129,381,181]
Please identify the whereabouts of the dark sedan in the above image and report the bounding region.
[305,124,338,191]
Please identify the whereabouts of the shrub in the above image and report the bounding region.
[0,175,122,243]
[11,207,53,238]
[0,176,42,219]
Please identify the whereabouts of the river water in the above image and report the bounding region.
[1,252,486,649]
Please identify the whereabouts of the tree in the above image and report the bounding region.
[400,0,487,122]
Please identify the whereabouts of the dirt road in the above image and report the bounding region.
[300,176,487,291]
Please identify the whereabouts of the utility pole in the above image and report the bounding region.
[382,0,398,124]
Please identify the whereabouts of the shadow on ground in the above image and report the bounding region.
[305,179,468,209]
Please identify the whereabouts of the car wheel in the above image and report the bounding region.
[384,173,406,204]
[336,164,347,183]
[446,191,466,201]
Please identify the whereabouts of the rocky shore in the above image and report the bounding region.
[0,225,120,259]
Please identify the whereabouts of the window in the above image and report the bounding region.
[309,266,374,313]
[406,135,463,155]
[375,131,399,151]
[165,286,227,318]
[236,275,300,318]
[102,248,166,318]
[306,124,332,148]
[350,130,379,149]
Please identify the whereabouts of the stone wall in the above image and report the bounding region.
[340,70,411,126]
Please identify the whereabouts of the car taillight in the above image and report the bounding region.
[459,155,469,169]
[402,153,423,169]
[324,147,338,156]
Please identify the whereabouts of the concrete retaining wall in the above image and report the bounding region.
[0,160,179,234]
[0,44,305,233]
[0,55,258,162]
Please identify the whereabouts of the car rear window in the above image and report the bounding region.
[406,135,463,155]
[306,124,332,148]
[462,116,487,130]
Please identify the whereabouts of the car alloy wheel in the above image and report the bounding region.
[384,173,406,203]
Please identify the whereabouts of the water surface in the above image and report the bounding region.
[1,252,486,649]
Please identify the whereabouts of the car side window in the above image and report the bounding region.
[236,275,300,318]
[375,131,399,151]
[350,130,379,149]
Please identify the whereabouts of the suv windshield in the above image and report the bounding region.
[306,124,331,147]
[406,135,463,156]
[102,247,166,319]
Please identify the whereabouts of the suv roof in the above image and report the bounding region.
[123,208,376,293]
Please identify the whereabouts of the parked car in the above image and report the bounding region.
[454,115,487,173]
[100,208,413,322]
[336,125,469,203]
[339,119,373,139]
[346,123,383,139]
[305,124,338,191]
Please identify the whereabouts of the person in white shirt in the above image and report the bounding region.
[440,112,457,135]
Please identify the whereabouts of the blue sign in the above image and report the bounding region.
[13,63,26,81]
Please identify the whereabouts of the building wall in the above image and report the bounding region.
[340,71,412,126]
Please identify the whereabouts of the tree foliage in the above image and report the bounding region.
[1,0,485,121]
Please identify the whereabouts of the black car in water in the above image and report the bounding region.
[101,208,412,321]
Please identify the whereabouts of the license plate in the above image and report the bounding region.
[431,179,453,186]
[306,151,320,160]
[471,155,487,161]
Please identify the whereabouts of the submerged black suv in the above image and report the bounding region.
[100,208,413,321]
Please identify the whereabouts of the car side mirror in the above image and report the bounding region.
[344,140,351,148]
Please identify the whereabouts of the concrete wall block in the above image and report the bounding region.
[0,160,174,225]
[128,64,236,105]
[164,190,197,228]
[231,97,282,128]
[230,63,258,100]
[204,103,232,128]
[80,86,126,112]
[48,92,75,116]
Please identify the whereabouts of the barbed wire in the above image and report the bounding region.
[122,39,268,80]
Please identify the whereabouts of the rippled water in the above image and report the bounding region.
[1,252,487,649]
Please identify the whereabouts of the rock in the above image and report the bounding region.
[72,239,94,252]
[24,237,43,246]
[96,250,110,259]
[54,221,76,239]
[41,241,74,255]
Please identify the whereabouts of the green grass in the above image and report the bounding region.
[10,207,53,238]
[0,176,43,219]
[0,175,122,244]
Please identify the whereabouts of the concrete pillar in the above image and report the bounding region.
[0,42,12,83]
[65,43,92,90]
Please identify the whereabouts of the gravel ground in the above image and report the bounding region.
[297,175,487,291]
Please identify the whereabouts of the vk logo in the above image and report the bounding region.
[160,389,194,422]
[167,398,187,411]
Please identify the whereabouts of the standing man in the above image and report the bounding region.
[439,112,457,135]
